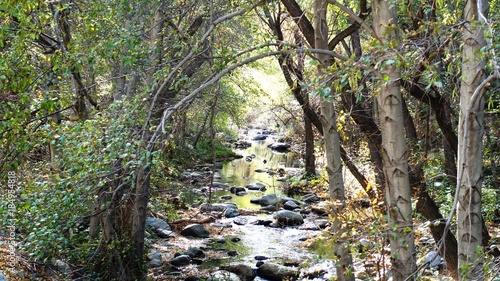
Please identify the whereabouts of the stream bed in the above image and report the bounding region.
[151,128,350,280]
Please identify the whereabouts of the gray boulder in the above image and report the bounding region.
[148,251,163,268]
[426,251,443,270]
[283,200,300,210]
[180,224,209,238]
[220,264,256,281]
[252,134,268,141]
[169,254,191,267]
[230,186,246,194]
[261,194,278,206]
[200,203,238,212]
[246,183,266,191]
[146,217,173,238]
[257,263,298,281]
[274,210,304,226]
[224,207,240,218]
[208,270,241,281]
[184,247,205,258]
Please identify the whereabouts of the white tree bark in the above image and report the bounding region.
[457,0,488,279]
[314,1,354,280]
[371,0,416,279]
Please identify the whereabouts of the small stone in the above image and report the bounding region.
[274,210,304,226]
[283,200,300,210]
[170,255,191,267]
[180,224,209,238]
[246,183,266,191]
[254,255,269,261]
[220,195,233,200]
[184,247,205,258]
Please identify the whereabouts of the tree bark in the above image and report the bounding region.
[304,109,316,176]
[314,1,355,279]
[372,0,416,279]
[457,0,487,279]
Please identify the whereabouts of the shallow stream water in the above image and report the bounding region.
[203,130,337,279]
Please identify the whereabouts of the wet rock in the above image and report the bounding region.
[148,250,163,268]
[220,264,256,281]
[253,134,268,141]
[256,263,299,281]
[267,142,291,152]
[258,194,277,206]
[246,183,266,191]
[236,191,247,196]
[220,195,233,200]
[254,168,267,173]
[170,254,191,266]
[224,207,240,218]
[200,203,238,213]
[254,255,269,260]
[235,140,252,149]
[274,210,304,226]
[207,270,241,281]
[180,224,209,238]
[228,250,238,256]
[283,201,300,210]
[230,237,241,242]
[184,247,205,258]
[185,277,201,281]
[302,194,320,203]
[146,217,173,238]
[230,186,246,194]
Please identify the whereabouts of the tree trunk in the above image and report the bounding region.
[372,0,416,279]
[457,0,487,279]
[304,95,316,177]
[314,1,354,279]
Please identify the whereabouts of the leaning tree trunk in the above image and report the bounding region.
[371,0,416,279]
[457,0,488,279]
[314,1,354,280]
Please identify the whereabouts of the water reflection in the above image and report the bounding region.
[219,140,299,189]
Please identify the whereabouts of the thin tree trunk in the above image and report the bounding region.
[304,113,316,176]
[372,0,416,279]
[314,1,354,279]
[456,0,487,279]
